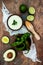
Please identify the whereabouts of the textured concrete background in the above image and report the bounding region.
[0,0,43,65]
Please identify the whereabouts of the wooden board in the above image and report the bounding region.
[0,0,43,65]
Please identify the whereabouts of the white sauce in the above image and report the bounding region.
[8,15,22,30]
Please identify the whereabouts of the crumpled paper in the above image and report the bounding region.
[2,2,28,36]
[23,35,41,62]
[2,2,41,62]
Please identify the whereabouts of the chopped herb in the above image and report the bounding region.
[15,43,25,51]
[12,20,17,25]
[11,33,31,51]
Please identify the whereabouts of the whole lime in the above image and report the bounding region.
[19,4,27,13]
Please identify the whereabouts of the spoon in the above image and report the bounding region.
[25,21,40,40]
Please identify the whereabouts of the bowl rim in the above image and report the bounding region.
[7,14,23,31]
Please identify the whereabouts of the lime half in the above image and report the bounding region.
[2,36,9,44]
[29,7,35,14]
[27,15,34,22]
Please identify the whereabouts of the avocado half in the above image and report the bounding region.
[7,15,23,31]
[3,49,16,62]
